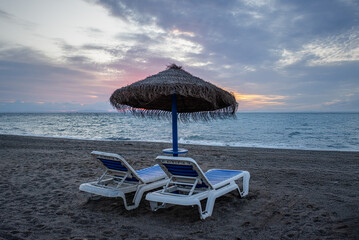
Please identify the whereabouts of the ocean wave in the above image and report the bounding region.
[288,131,301,137]
[105,137,131,141]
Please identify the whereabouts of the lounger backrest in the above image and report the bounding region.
[156,156,214,189]
[91,151,144,183]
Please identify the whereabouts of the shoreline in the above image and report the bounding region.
[2,133,358,153]
[0,134,358,239]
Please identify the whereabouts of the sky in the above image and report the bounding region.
[0,0,358,112]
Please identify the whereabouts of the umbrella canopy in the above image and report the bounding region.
[110,64,238,156]
[110,64,237,121]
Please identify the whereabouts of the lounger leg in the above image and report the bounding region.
[126,179,170,211]
[196,201,207,220]
[149,201,158,210]
[121,186,151,211]
[115,192,133,210]
[117,192,142,211]
[239,171,250,197]
[127,184,151,211]
[201,183,242,219]
[199,191,230,220]
[197,199,211,220]
[149,201,167,211]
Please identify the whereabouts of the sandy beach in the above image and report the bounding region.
[0,134,358,239]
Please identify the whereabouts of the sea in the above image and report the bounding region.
[0,112,358,151]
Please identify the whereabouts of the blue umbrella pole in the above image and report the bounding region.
[172,94,178,156]
[162,94,188,156]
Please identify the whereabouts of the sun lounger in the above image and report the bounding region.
[145,155,250,219]
[79,151,168,210]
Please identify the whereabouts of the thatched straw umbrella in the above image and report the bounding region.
[110,64,237,156]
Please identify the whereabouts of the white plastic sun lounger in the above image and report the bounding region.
[79,151,168,210]
[145,156,250,219]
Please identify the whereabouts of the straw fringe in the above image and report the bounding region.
[111,105,236,122]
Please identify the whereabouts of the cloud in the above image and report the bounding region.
[0,43,48,63]
[87,0,359,69]
[0,100,113,112]
[56,40,119,65]
[0,8,36,29]
[322,91,359,111]
[276,28,359,68]
[0,9,12,19]
[0,45,112,105]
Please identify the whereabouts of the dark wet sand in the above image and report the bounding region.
[0,134,358,240]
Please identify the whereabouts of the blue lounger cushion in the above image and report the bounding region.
[136,165,167,183]
[205,169,243,186]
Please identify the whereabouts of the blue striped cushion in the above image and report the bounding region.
[99,158,139,182]
[98,158,128,171]
[163,164,198,177]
